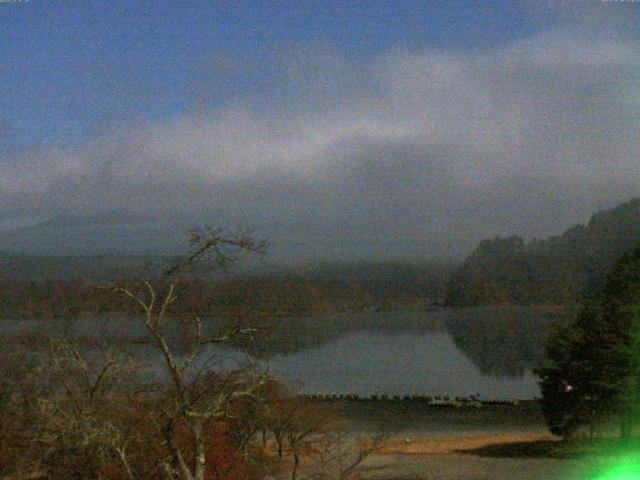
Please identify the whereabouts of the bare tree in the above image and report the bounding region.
[304,428,387,480]
[259,391,386,480]
[113,227,269,480]
[0,322,148,480]
[37,336,139,479]
[1,226,387,480]
[0,334,41,478]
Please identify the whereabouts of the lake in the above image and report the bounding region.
[240,306,569,400]
[265,330,540,399]
[1,306,571,401]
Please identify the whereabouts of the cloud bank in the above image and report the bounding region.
[2,31,639,260]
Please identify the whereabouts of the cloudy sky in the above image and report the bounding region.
[1,1,639,261]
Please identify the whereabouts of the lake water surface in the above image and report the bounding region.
[1,306,571,400]
[246,306,568,399]
[266,330,540,399]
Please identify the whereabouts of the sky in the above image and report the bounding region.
[1,0,640,261]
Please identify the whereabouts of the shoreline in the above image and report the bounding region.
[378,433,560,456]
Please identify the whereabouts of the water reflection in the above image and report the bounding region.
[226,306,570,398]
[0,306,572,399]
[444,306,572,377]
[265,331,542,399]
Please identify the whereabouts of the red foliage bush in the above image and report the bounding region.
[203,423,262,480]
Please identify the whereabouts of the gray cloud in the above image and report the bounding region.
[2,30,639,261]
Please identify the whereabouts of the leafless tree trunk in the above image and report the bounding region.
[113,227,268,480]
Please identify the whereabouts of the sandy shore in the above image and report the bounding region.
[379,432,560,455]
[359,433,588,480]
[330,401,589,479]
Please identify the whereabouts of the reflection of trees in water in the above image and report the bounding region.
[238,309,447,357]
[238,306,575,378]
[444,306,574,377]
[1,311,445,358]
[3,307,574,379]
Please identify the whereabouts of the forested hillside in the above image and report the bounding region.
[0,258,453,317]
[446,198,640,306]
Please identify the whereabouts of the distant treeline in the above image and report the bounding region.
[0,252,154,282]
[0,261,455,319]
[446,198,640,306]
[290,261,454,306]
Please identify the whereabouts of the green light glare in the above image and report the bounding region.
[595,459,640,480]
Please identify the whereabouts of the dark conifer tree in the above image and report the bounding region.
[537,245,640,438]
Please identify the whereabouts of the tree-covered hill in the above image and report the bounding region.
[446,198,640,306]
[0,257,454,318]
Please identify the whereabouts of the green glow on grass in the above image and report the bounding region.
[594,459,640,480]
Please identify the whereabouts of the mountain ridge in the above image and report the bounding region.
[445,198,640,306]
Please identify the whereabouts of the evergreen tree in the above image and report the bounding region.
[537,245,640,438]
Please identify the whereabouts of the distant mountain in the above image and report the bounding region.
[34,211,162,228]
[0,251,154,282]
[0,212,189,256]
[445,198,640,306]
